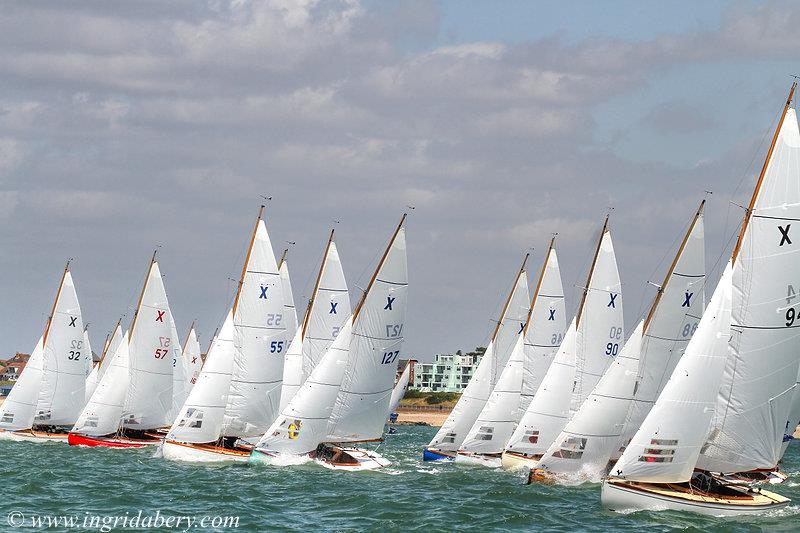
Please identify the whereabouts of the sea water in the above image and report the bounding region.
[1,426,799,532]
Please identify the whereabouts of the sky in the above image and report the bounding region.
[1,0,799,362]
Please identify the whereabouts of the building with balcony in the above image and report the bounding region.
[412,347,485,392]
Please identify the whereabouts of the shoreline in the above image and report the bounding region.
[394,408,450,427]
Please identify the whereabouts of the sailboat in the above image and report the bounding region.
[279,249,299,342]
[251,215,407,471]
[502,217,623,470]
[456,239,566,466]
[182,324,203,389]
[602,83,800,516]
[85,320,123,404]
[168,313,189,424]
[424,256,530,461]
[69,252,178,447]
[83,326,98,403]
[162,206,288,461]
[530,202,705,483]
[279,229,351,412]
[388,360,412,416]
[0,262,87,443]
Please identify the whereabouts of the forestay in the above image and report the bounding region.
[610,264,732,483]
[698,107,800,474]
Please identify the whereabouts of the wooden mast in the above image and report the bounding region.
[233,205,264,316]
[731,82,796,264]
[300,228,336,339]
[182,320,196,354]
[522,237,556,336]
[576,215,609,327]
[491,253,530,342]
[42,260,71,347]
[352,214,407,321]
[642,200,705,333]
[278,248,289,269]
[97,317,122,370]
[128,250,158,340]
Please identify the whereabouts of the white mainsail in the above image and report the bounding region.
[610,264,732,482]
[223,210,288,439]
[279,251,299,342]
[280,232,351,411]
[698,106,800,474]
[256,216,408,454]
[537,203,706,479]
[460,242,566,455]
[389,361,412,415]
[122,257,176,431]
[167,310,235,444]
[72,332,130,437]
[505,221,623,459]
[0,336,44,431]
[35,268,87,426]
[169,313,188,422]
[84,328,98,403]
[427,256,530,454]
[97,323,123,384]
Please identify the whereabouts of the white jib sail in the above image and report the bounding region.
[96,323,123,384]
[610,263,732,483]
[169,313,188,423]
[72,332,130,437]
[280,236,351,411]
[279,256,298,342]
[389,361,412,414]
[427,259,530,453]
[255,318,353,455]
[698,107,800,474]
[167,310,235,444]
[0,336,44,431]
[122,259,176,431]
[183,326,203,390]
[36,269,87,426]
[538,204,706,478]
[460,245,566,455]
[223,217,288,439]
[327,225,408,442]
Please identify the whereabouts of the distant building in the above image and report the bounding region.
[412,347,485,392]
[1,353,30,381]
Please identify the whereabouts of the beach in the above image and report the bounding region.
[395,407,451,427]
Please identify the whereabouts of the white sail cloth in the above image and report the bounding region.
[72,333,130,437]
[223,219,288,439]
[460,249,566,455]
[0,336,44,430]
[36,271,87,426]
[280,259,298,343]
[183,327,203,389]
[427,268,530,454]
[122,261,176,431]
[698,110,800,473]
[389,362,412,415]
[610,263,733,483]
[280,240,351,411]
[167,311,235,444]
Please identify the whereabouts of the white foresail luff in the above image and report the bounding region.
[427,258,529,454]
[169,313,188,422]
[122,259,176,431]
[223,215,288,439]
[72,332,130,437]
[610,264,733,483]
[279,255,298,342]
[697,106,800,474]
[505,223,622,459]
[460,244,566,456]
[280,234,351,411]
[84,328,98,403]
[326,226,408,442]
[35,269,87,426]
[97,324,123,384]
[537,204,706,479]
[389,362,412,414]
[0,336,44,431]
[167,311,235,444]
